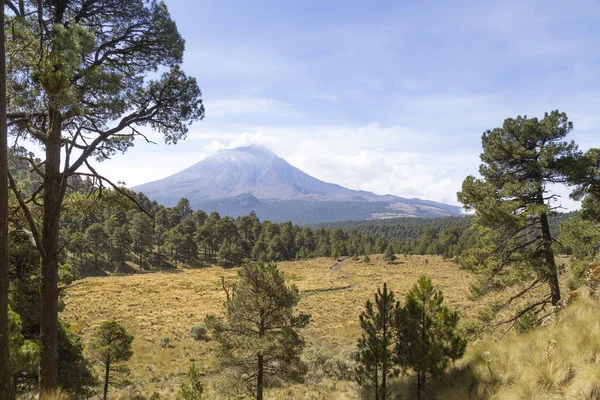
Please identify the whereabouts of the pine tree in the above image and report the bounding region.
[395,276,466,399]
[458,111,581,310]
[561,148,600,287]
[179,364,203,399]
[85,223,109,270]
[0,0,14,396]
[5,2,203,391]
[355,283,399,399]
[206,262,310,399]
[89,321,134,400]
[383,244,396,263]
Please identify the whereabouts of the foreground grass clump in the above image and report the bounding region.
[408,296,600,400]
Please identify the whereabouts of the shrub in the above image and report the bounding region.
[190,324,209,341]
[158,336,171,348]
[179,364,203,399]
[302,347,358,383]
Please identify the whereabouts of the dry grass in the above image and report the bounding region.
[60,254,575,398]
[417,295,600,400]
[62,255,476,397]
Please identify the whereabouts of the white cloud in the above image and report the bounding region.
[189,123,480,205]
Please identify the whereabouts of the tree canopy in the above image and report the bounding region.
[4,0,204,393]
[458,111,581,320]
[206,262,310,399]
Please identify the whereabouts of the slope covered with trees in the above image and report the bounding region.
[314,212,573,259]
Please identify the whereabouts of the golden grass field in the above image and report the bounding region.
[60,254,574,399]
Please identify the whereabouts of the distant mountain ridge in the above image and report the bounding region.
[132,145,463,224]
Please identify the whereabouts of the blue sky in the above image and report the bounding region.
[99,0,600,208]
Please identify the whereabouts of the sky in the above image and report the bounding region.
[94,0,600,209]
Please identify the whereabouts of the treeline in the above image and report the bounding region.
[314,212,576,259]
[55,190,393,276]
[62,191,390,276]
[314,217,476,258]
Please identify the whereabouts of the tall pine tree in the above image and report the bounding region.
[206,262,310,400]
[5,1,203,393]
[395,276,465,400]
[0,0,16,396]
[458,111,581,312]
[355,283,399,399]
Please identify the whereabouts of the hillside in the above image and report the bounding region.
[60,254,568,399]
[131,145,463,224]
[421,295,600,400]
[61,255,475,398]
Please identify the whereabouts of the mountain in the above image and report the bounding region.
[132,145,463,224]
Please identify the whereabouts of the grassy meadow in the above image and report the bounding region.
[60,254,577,399]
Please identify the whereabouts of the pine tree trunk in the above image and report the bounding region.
[0,0,16,396]
[374,365,379,400]
[381,304,388,400]
[103,357,110,400]
[538,192,561,305]
[156,243,160,267]
[39,107,64,396]
[257,353,263,400]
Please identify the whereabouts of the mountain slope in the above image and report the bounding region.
[132,145,463,223]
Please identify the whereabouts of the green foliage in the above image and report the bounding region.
[356,283,399,399]
[566,148,600,219]
[375,237,389,253]
[383,244,396,263]
[190,324,209,341]
[57,323,98,398]
[303,347,358,383]
[560,215,600,289]
[89,321,134,400]
[514,309,541,334]
[458,111,581,310]
[8,306,40,377]
[315,216,477,258]
[206,262,310,398]
[363,254,371,264]
[159,336,171,348]
[395,276,466,399]
[179,364,203,399]
[85,223,109,268]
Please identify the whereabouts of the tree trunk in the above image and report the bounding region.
[374,364,379,400]
[0,0,17,396]
[257,353,263,400]
[103,357,110,400]
[416,371,422,400]
[381,305,388,400]
[156,242,160,267]
[538,191,561,305]
[39,107,64,396]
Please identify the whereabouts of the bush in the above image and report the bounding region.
[363,255,371,264]
[158,336,171,348]
[179,364,203,399]
[190,324,209,341]
[302,347,357,383]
